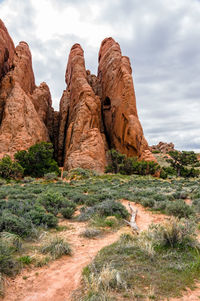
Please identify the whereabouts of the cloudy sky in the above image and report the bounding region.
[0,0,200,151]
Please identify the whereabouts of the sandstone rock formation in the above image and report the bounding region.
[97,37,149,158]
[0,19,155,172]
[58,44,106,172]
[0,20,55,159]
[150,142,175,154]
[0,19,15,81]
[58,37,155,172]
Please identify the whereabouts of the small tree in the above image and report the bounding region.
[0,155,24,179]
[167,151,199,177]
[106,149,160,176]
[14,142,60,178]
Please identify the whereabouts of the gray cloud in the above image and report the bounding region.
[0,0,199,151]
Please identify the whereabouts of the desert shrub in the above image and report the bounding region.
[0,198,58,237]
[18,256,32,265]
[153,201,167,211]
[62,171,68,179]
[44,172,58,181]
[25,207,58,228]
[40,237,71,259]
[172,191,188,200]
[78,200,129,221]
[90,216,122,229]
[0,232,22,251]
[81,228,102,238]
[0,155,24,179]
[150,218,197,249]
[165,200,194,218]
[66,168,98,180]
[94,200,129,218]
[0,191,7,199]
[21,177,35,183]
[0,179,6,186]
[0,240,21,276]
[160,169,168,179]
[141,199,155,208]
[38,191,76,217]
[38,191,66,215]
[14,142,60,178]
[60,207,75,219]
[0,211,34,237]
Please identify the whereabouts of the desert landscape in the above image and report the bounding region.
[0,0,200,300]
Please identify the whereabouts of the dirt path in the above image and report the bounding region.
[3,200,168,301]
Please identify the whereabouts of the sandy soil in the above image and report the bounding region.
[2,200,198,301]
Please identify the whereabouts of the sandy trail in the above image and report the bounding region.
[3,201,167,301]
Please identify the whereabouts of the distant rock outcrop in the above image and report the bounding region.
[0,20,55,159]
[150,142,175,154]
[0,19,155,171]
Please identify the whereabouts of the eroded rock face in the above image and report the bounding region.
[0,20,15,122]
[59,44,107,172]
[0,82,49,159]
[0,20,54,159]
[98,37,149,159]
[0,20,15,80]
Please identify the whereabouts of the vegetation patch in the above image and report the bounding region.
[40,237,72,259]
[80,218,200,300]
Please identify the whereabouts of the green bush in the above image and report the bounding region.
[78,200,129,221]
[0,198,58,237]
[25,207,58,228]
[60,207,75,219]
[166,200,194,218]
[14,142,60,178]
[38,191,76,217]
[142,199,155,208]
[18,256,32,265]
[0,155,24,179]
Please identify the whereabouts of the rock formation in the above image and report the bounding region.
[0,20,55,159]
[58,44,107,172]
[58,37,155,171]
[150,142,175,154]
[0,19,155,171]
[97,38,149,159]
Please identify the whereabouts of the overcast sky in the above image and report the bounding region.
[0,0,200,151]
